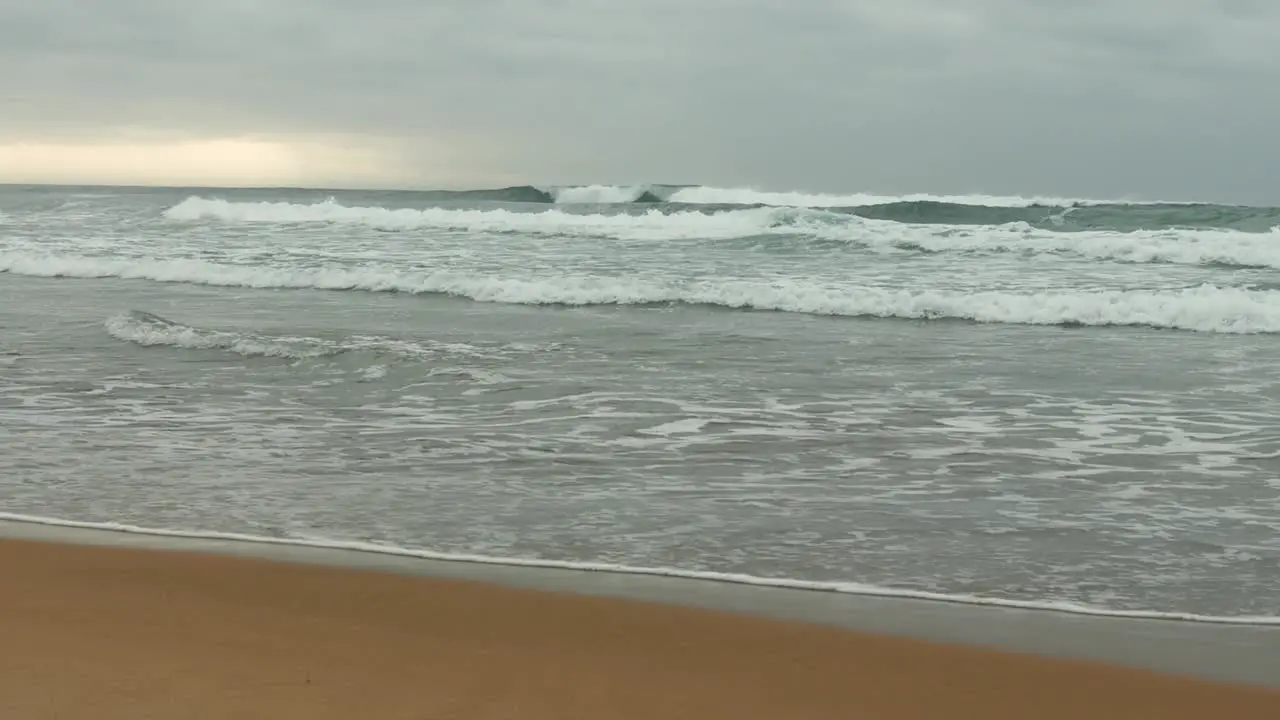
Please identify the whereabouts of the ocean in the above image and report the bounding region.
[1,182,1278,623]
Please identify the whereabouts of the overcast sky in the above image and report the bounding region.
[2,0,1278,202]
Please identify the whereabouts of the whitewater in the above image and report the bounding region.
[2,182,1278,623]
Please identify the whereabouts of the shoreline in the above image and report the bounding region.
[5,512,1270,625]
[3,517,1279,692]
[4,535,1280,719]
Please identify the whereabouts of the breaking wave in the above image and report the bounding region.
[164,196,781,239]
[402,183,1175,208]
[161,197,1280,268]
[549,184,663,204]
[399,184,1276,231]
[8,253,1280,333]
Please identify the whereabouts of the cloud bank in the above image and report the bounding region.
[2,0,1278,201]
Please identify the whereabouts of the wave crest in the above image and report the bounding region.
[160,196,1280,268]
[163,196,792,239]
[6,253,1277,333]
[538,184,1155,208]
[548,184,663,204]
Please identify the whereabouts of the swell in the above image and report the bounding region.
[162,197,779,238]
[7,253,1280,333]
[3,513,1276,625]
[388,185,665,205]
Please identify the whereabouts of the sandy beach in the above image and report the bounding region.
[2,536,1277,719]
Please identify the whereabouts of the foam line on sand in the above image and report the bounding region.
[2,517,1279,694]
[5,512,1274,625]
[5,537,1280,719]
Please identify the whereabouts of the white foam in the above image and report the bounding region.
[2,512,1275,625]
[358,364,389,381]
[637,418,713,436]
[8,254,1279,333]
[537,184,1183,208]
[156,198,1280,271]
[550,185,651,204]
[164,196,781,240]
[877,223,1280,268]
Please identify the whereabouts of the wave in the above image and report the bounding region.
[385,184,1101,208]
[425,182,1228,209]
[872,225,1280,269]
[406,184,659,204]
[105,309,502,360]
[441,185,556,203]
[548,184,663,204]
[162,183,1228,213]
[2,513,1275,624]
[106,310,340,359]
[162,197,1280,268]
[846,201,1280,234]
[365,185,1279,231]
[164,196,790,239]
[7,253,1280,333]
[662,186,1123,208]
[446,184,1170,208]
[384,184,658,205]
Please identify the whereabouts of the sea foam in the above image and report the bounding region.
[3,252,1277,333]
[160,197,1280,269]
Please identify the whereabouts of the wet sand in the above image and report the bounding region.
[2,536,1278,719]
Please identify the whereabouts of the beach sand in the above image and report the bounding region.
[2,537,1277,719]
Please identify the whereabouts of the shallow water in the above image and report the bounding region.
[3,183,1279,619]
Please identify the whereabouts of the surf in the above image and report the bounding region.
[7,258,1277,333]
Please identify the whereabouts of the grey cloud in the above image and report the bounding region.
[2,0,1278,201]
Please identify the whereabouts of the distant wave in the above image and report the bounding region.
[867,225,1280,269]
[6,253,1280,333]
[162,197,1280,267]
[164,196,779,239]
[390,183,662,205]
[660,185,1117,208]
[421,183,1163,208]
[165,194,1280,235]
[3,513,1277,625]
[844,200,1280,234]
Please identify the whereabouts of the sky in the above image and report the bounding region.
[2,0,1278,202]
